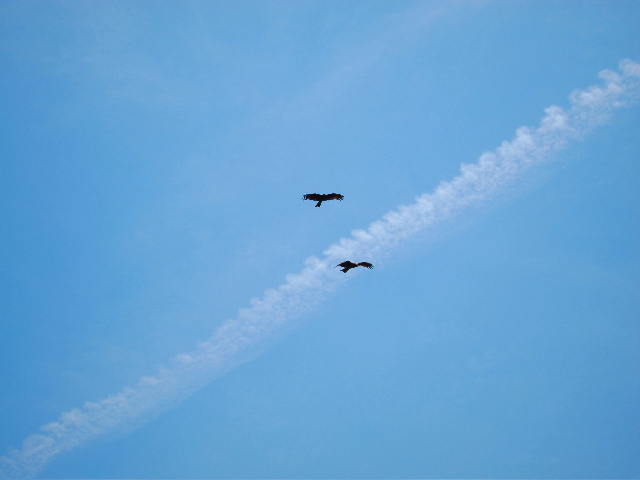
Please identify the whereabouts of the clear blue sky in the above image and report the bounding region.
[1,1,639,478]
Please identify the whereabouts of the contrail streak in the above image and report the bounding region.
[1,59,638,478]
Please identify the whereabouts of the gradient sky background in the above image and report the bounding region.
[1,1,639,478]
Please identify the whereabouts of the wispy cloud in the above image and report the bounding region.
[1,59,638,479]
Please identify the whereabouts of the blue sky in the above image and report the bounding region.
[1,1,639,478]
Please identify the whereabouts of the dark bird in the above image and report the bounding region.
[303,193,344,207]
[335,261,374,273]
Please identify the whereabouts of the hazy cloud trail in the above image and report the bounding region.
[2,59,639,478]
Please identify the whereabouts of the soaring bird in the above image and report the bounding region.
[302,193,344,207]
[335,261,374,273]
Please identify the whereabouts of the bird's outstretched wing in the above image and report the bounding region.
[335,261,356,272]
[336,261,355,268]
[357,262,374,269]
[325,193,344,201]
[303,193,322,201]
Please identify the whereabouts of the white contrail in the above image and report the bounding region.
[1,59,638,479]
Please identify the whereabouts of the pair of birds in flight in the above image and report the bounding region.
[303,193,374,274]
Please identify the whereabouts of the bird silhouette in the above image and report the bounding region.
[302,193,344,207]
[335,261,374,273]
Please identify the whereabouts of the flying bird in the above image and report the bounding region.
[335,261,374,273]
[302,193,344,207]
